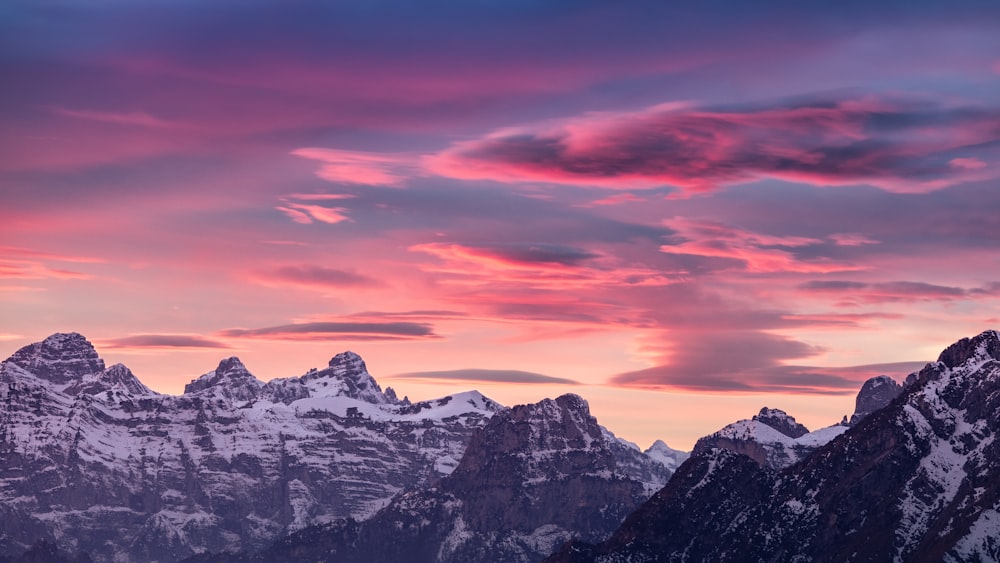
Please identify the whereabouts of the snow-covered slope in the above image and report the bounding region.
[548,330,1000,563]
[643,440,689,473]
[237,394,678,563]
[0,333,502,562]
[692,407,847,470]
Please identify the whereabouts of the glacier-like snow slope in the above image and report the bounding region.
[0,334,503,562]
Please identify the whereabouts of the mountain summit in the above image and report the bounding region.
[5,332,105,385]
[239,393,679,563]
[549,329,1000,562]
[0,333,501,562]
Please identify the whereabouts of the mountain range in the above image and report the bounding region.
[5,331,1000,562]
[0,333,679,562]
[549,329,1000,562]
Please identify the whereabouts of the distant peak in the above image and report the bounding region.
[43,332,90,346]
[184,356,261,400]
[848,374,903,426]
[554,393,589,411]
[104,362,133,377]
[64,362,156,396]
[329,350,367,372]
[215,356,251,377]
[752,407,809,438]
[509,393,594,427]
[936,330,1000,369]
[5,332,105,384]
[296,350,395,404]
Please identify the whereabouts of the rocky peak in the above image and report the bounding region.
[450,393,607,488]
[553,330,1000,563]
[847,375,902,425]
[101,363,156,395]
[64,363,156,397]
[328,350,367,374]
[936,329,1000,369]
[507,393,600,446]
[184,356,262,401]
[299,350,394,404]
[5,332,105,385]
[643,440,690,473]
[752,407,809,438]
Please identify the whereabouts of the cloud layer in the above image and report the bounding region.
[428,97,1000,193]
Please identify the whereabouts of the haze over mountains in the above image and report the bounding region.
[4,331,1000,562]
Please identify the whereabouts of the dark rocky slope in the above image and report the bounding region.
[549,330,1000,563]
[205,394,677,563]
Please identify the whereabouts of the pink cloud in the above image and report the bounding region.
[411,242,679,291]
[829,233,879,247]
[425,96,1000,193]
[99,334,232,350]
[252,265,382,290]
[798,280,997,304]
[659,218,864,274]
[218,320,440,341]
[47,106,186,129]
[780,312,904,326]
[950,157,987,170]
[276,206,314,224]
[0,246,105,264]
[587,193,647,206]
[292,148,418,186]
[275,193,352,225]
[0,248,104,281]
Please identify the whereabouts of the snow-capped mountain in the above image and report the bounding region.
[0,334,503,562]
[643,440,689,474]
[548,330,1000,562]
[215,394,680,563]
[690,374,904,471]
[691,407,847,470]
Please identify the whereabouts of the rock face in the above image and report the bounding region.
[0,334,502,562]
[847,374,903,426]
[691,407,846,470]
[548,330,1000,563]
[753,407,809,438]
[236,394,677,563]
[5,333,105,386]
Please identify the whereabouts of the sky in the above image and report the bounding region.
[2,0,1000,450]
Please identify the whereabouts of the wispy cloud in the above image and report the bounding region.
[218,321,439,341]
[100,334,232,349]
[613,359,928,394]
[47,106,185,129]
[292,148,418,186]
[252,265,382,290]
[659,218,864,274]
[798,280,1000,304]
[393,368,578,385]
[275,192,359,225]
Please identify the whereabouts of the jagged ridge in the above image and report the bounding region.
[548,330,1000,562]
[220,393,679,563]
[0,335,503,562]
